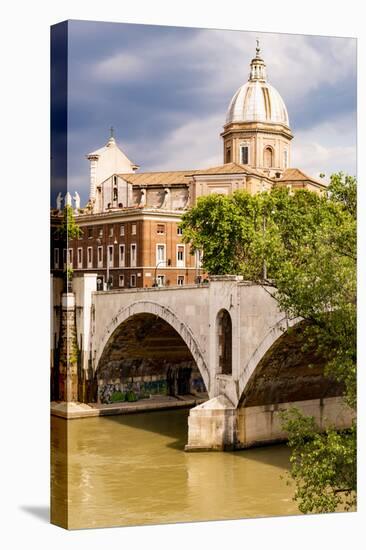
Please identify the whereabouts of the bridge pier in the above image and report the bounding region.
[185,396,237,451]
[185,395,353,451]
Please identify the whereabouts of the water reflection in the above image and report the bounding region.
[51,409,298,529]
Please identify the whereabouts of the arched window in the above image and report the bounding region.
[264,146,274,168]
[216,309,232,375]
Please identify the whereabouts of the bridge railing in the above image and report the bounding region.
[94,283,208,295]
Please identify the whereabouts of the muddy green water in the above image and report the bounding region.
[51,409,299,529]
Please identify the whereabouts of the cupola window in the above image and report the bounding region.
[240,145,249,165]
[225,146,232,163]
[264,146,274,168]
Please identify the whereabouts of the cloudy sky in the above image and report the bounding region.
[63,20,356,204]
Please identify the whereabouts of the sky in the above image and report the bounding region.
[59,20,356,205]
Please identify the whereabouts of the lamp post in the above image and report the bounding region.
[153,259,171,287]
[107,238,118,290]
[262,208,275,281]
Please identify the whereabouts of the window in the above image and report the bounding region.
[68,248,73,266]
[177,245,185,267]
[98,227,103,238]
[240,145,249,165]
[195,249,203,268]
[225,147,231,163]
[130,274,136,287]
[156,244,165,264]
[120,224,125,236]
[109,226,113,237]
[177,226,183,236]
[54,248,59,269]
[131,223,136,235]
[157,275,165,287]
[130,244,137,267]
[177,275,184,286]
[157,224,165,234]
[108,245,113,267]
[87,227,93,239]
[119,244,125,267]
[119,274,125,287]
[63,249,67,265]
[77,247,83,268]
[87,247,93,267]
[264,147,274,168]
[284,149,288,169]
[97,246,103,267]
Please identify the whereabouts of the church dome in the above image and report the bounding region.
[226,44,290,127]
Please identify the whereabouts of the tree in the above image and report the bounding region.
[181,173,356,513]
[55,205,83,288]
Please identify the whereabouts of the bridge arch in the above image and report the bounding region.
[237,316,302,405]
[237,316,345,408]
[93,300,210,394]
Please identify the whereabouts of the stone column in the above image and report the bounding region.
[73,274,98,402]
[58,293,78,402]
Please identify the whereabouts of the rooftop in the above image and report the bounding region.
[119,162,271,186]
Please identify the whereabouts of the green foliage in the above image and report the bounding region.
[182,172,357,512]
[327,172,357,218]
[281,408,356,514]
[55,205,83,286]
[56,205,83,240]
[110,391,126,403]
[125,390,138,402]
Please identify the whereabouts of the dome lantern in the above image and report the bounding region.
[249,40,267,81]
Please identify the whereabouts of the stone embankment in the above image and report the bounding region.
[51,394,207,419]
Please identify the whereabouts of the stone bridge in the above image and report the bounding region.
[52,274,352,450]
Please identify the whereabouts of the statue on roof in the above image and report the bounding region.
[56,192,63,211]
[139,188,146,207]
[64,192,72,207]
[161,187,171,209]
[73,191,81,211]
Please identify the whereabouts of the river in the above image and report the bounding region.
[51,408,299,529]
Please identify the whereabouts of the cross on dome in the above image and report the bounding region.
[107,126,116,146]
[256,39,260,57]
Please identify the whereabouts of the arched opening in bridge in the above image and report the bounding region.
[96,313,207,404]
[216,309,232,375]
[239,322,345,408]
